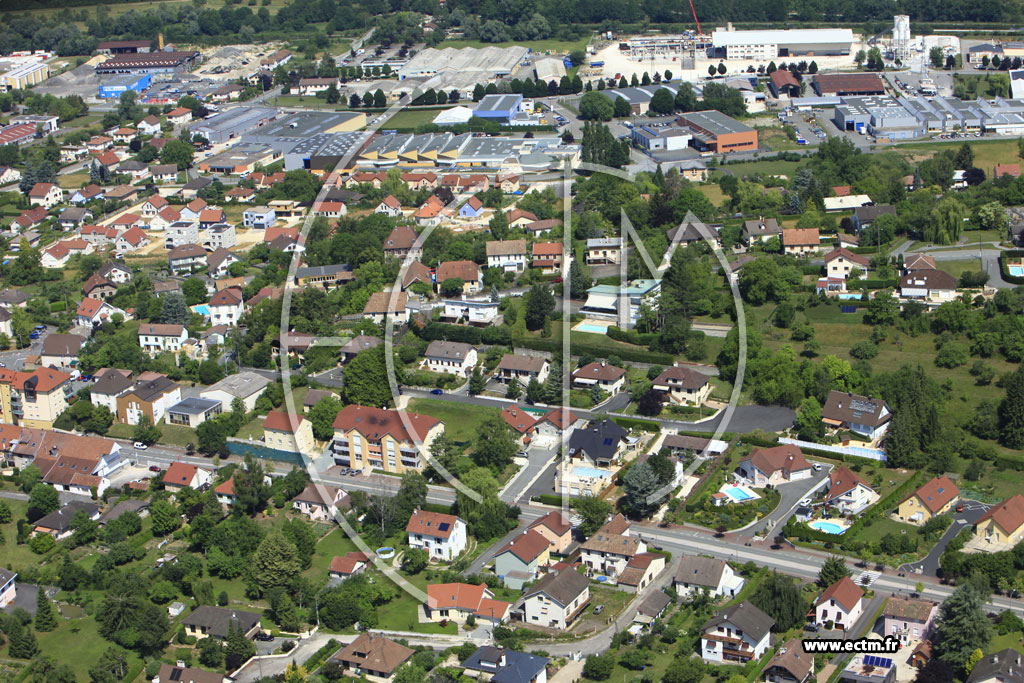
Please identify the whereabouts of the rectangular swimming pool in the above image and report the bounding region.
[724,485,754,501]
[575,323,608,334]
[570,466,611,479]
[1010,266,1024,277]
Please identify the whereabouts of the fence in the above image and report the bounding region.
[778,437,887,462]
[226,439,305,465]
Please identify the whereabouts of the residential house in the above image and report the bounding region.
[882,596,937,646]
[225,186,255,203]
[567,419,629,468]
[153,665,222,683]
[383,225,421,260]
[312,200,347,219]
[423,583,511,626]
[76,297,129,330]
[200,372,271,412]
[42,239,94,269]
[822,466,879,515]
[89,371,134,413]
[108,212,142,231]
[525,511,573,556]
[636,591,674,628]
[441,299,499,326]
[328,551,369,581]
[853,204,896,232]
[104,185,140,203]
[208,287,244,326]
[137,323,188,356]
[580,520,646,578]
[496,354,549,386]
[166,397,223,428]
[423,340,477,376]
[207,247,239,278]
[899,269,958,302]
[0,569,16,609]
[413,198,444,227]
[494,529,551,589]
[904,254,937,273]
[291,483,348,522]
[764,640,815,683]
[651,366,712,405]
[148,207,181,231]
[486,239,528,272]
[57,207,92,230]
[506,208,536,228]
[736,444,812,488]
[782,228,820,256]
[401,172,438,190]
[169,244,208,274]
[824,248,870,279]
[495,174,521,193]
[974,495,1024,548]
[501,405,537,447]
[435,260,482,294]
[375,195,403,217]
[815,576,864,630]
[532,407,580,448]
[331,404,444,474]
[526,218,562,235]
[263,410,315,454]
[572,361,626,395]
[40,334,86,369]
[584,237,622,265]
[116,226,150,252]
[115,375,181,426]
[70,184,103,206]
[32,501,101,540]
[841,653,897,683]
[618,552,667,593]
[363,290,409,325]
[522,568,591,629]
[83,273,118,300]
[12,207,49,232]
[162,462,213,493]
[742,218,782,246]
[116,160,150,182]
[897,476,960,525]
[821,390,892,441]
[532,242,563,274]
[462,648,549,683]
[701,601,775,663]
[339,335,383,364]
[243,206,275,229]
[28,183,63,209]
[166,107,192,126]
[150,164,178,183]
[331,633,413,683]
[674,556,746,598]
[459,195,484,218]
[406,508,467,561]
[182,605,261,640]
[198,209,225,230]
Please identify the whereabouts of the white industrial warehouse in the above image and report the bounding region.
[711,27,855,60]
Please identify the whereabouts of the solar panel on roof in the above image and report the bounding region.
[603,438,613,445]
[169,668,183,681]
[438,522,450,532]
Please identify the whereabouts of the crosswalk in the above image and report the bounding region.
[854,571,881,587]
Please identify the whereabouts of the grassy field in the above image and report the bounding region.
[305,527,361,581]
[406,398,499,444]
[757,127,800,152]
[17,0,295,21]
[953,72,1010,98]
[0,614,144,680]
[57,170,89,190]
[712,157,803,180]
[894,137,1021,170]
[694,183,725,208]
[935,257,985,281]
[108,421,198,448]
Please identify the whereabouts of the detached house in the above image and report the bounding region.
[423,340,477,376]
[814,576,864,630]
[736,444,812,488]
[522,568,591,630]
[532,242,563,274]
[618,552,667,593]
[567,419,629,467]
[580,519,646,578]
[651,366,711,405]
[899,269,958,303]
[496,354,549,386]
[823,466,879,515]
[974,494,1024,549]
[486,239,528,272]
[423,583,511,626]
[331,633,413,683]
[182,606,260,641]
[76,297,129,329]
[701,601,775,663]
[493,529,551,589]
[527,509,573,555]
[674,555,745,598]
[435,260,482,294]
[584,237,622,265]
[138,323,188,356]
[208,287,244,326]
[28,183,63,209]
[782,228,820,256]
[824,248,870,280]
[532,407,580,448]
[822,390,892,441]
[291,483,348,522]
[328,551,369,580]
[765,640,815,683]
[162,462,213,493]
[897,475,959,525]
[882,596,937,646]
[262,410,315,454]
[572,361,626,395]
[383,225,421,260]
[375,196,403,217]
[406,508,467,561]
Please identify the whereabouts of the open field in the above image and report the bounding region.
[894,137,1021,169]
[15,0,295,21]
[406,397,499,444]
[935,257,985,281]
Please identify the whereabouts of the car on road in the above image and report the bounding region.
[149,465,160,472]
[813,463,822,471]
[430,388,444,395]
[956,503,964,513]
[254,631,274,642]
[799,498,813,507]
[134,442,149,450]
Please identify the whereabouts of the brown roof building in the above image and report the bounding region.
[813,73,885,96]
[333,633,414,680]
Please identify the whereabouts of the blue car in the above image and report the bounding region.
[430,389,444,395]
[29,332,39,340]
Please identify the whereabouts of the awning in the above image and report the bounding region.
[583,293,619,310]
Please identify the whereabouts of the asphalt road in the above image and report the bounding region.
[899,498,991,575]
[743,464,832,537]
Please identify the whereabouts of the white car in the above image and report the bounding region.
[800,498,813,507]
[813,463,822,471]
[134,442,149,450]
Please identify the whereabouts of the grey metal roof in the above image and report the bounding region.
[168,396,222,415]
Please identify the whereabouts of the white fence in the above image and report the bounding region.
[778,437,887,462]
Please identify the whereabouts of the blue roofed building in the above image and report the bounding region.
[473,94,523,123]
[463,646,550,683]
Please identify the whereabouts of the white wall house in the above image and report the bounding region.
[423,340,477,377]
[674,556,745,598]
[701,602,774,664]
[406,509,467,561]
[814,577,864,630]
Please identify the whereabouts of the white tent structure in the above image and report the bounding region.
[432,106,475,126]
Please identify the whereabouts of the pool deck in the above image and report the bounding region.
[718,483,761,503]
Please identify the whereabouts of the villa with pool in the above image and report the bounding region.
[735,444,813,488]
[579,279,661,329]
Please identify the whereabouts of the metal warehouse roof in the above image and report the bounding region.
[712,28,854,46]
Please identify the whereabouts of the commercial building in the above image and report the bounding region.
[0,62,50,92]
[711,28,854,60]
[97,40,152,54]
[99,73,152,99]
[833,96,923,140]
[94,51,201,76]
[813,73,885,97]
[189,106,277,145]
[631,123,692,151]
[399,45,529,81]
[242,112,368,171]
[473,94,523,123]
[600,83,693,115]
[676,110,757,153]
[198,143,280,174]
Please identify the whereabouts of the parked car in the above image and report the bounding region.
[956,503,965,513]
[134,442,149,450]
[430,388,444,395]
[149,465,160,472]
[254,631,274,642]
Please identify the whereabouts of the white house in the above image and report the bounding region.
[162,462,214,493]
[572,361,626,395]
[701,602,775,664]
[899,269,958,302]
[580,519,646,579]
[208,287,244,326]
[674,556,745,598]
[522,568,591,630]
[423,340,477,377]
[486,239,528,272]
[736,445,812,488]
[814,577,864,630]
[406,509,467,561]
[291,483,347,522]
[375,195,403,217]
[824,247,870,280]
[0,569,15,609]
[821,390,892,441]
[822,466,879,515]
[138,323,188,356]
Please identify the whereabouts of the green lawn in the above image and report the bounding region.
[695,183,725,208]
[305,528,361,581]
[988,630,1024,654]
[108,421,198,448]
[894,136,1021,170]
[57,170,90,190]
[375,594,458,634]
[406,398,500,444]
[710,158,802,180]
[935,258,985,281]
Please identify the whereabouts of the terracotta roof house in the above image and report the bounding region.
[736,444,812,488]
[975,494,1024,548]
[571,361,626,395]
[764,640,815,683]
[814,576,864,629]
[333,633,413,682]
[897,476,959,525]
[781,228,820,256]
[406,508,467,561]
[822,466,879,514]
[328,551,370,580]
[424,582,511,625]
[493,529,551,589]
[527,510,573,554]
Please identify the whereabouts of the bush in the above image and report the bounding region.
[849,341,879,360]
[935,341,969,368]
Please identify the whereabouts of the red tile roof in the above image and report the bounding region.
[406,508,461,539]
[333,404,440,444]
[263,410,304,433]
[977,494,1024,535]
[817,576,864,612]
[906,475,959,513]
[494,529,549,563]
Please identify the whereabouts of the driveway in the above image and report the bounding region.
[899,499,990,577]
[743,464,832,537]
[501,445,557,505]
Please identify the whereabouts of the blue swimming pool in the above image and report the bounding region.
[809,520,846,535]
[724,486,754,502]
[192,304,211,316]
[836,293,862,300]
[571,465,611,479]
[576,323,608,334]
[1010,266,1024,277]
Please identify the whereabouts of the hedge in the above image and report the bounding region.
[736,432,780,448]
[303,638,342,672]
[801,264,823,276]
[606,326,658,346]
[423,502,455,515]
[513,336,675,365]
[532,494,567,506]
[999,250,1024,285]
[613,416,661,432]
[854,279,897,290]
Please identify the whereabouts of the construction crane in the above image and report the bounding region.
[687,0,703,36]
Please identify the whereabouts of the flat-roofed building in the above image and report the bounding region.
[676,111,757,153]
